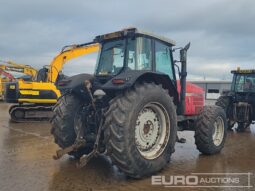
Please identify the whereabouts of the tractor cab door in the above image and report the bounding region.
[154,40,175,81]
[126,36,176,80]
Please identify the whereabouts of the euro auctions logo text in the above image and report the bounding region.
[151,173,253,188]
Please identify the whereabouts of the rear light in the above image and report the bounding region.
[58,82,66,86]
[58,80,71,86]
[112,79,125,85]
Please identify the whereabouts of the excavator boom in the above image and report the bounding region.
[48,43,99,83]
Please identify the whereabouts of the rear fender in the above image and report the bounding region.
[101,70,179,105]
[57,73,94,100]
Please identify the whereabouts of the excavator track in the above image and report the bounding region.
[9,104,53,122]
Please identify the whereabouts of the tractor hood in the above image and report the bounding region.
[177,81,205,116]
[177,80,204,97]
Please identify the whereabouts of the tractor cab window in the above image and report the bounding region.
[234,74,255,92]
[96,36,153,76]
[155,41,174,79]
[127,37,152,71]
[96,39,125,75]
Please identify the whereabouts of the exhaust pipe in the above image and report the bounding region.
[179,42,190,115]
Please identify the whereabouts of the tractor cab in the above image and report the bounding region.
[92,28,204,115]
[94,28,177,84]
[95,29,176,77]
[231,69,255,94]
[230,69,255,104]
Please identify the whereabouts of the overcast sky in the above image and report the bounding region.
[0,0,254,80]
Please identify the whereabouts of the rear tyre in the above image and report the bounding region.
[215,96,235,130]
[50,94,91,158]
[104,83,177,178]
[195,106,227,155]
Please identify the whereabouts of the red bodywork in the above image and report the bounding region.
[177,81,205,116]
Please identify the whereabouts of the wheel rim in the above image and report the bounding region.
[135,102,170,160]
[212,116,224,146]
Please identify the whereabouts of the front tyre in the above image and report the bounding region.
[104,83,177,178]
[195,106,227,155]
[215,96,235,130]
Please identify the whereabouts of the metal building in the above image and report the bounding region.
[189,81,232,100]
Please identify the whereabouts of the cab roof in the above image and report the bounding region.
[231,68,255,74]
[94,27,176,46]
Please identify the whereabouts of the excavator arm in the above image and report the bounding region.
[47,42,100,83]
[0,68,15,81]
[0,60,38,79]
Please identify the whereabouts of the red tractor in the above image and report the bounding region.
[51,28,227,178]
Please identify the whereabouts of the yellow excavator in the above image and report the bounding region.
[4,42,99,122]
[0,61,38,100]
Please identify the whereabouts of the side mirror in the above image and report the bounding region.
[180,42,190,62]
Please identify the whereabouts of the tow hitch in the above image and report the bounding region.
[77,117,103,168]
[53,81,105,168]
[53,113,104,168]
[53,139,86,160]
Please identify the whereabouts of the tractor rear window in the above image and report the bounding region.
[96,39,125,75]
[95,36,153,75]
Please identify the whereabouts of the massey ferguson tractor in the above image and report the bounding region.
[51,28,227,178]
[216,68,255,132]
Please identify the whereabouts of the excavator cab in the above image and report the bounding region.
[36,67,49,82]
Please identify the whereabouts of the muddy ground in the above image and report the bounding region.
[0,102,254,191]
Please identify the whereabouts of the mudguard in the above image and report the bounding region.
[101,70,179,104]
[58,71,179,104]
[57,73,94,100]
